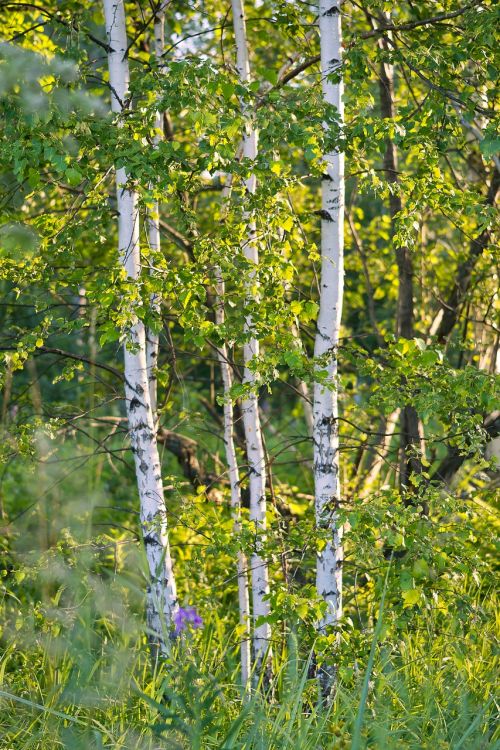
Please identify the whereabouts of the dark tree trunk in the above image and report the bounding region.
[435,167,499,343]
[378,47,423,497]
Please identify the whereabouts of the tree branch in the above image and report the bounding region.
[359,2,483,40]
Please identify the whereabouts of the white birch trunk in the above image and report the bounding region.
[231,0,271,680]
[214,265,251,692]
[103,0,177,653]
[314,0,345,693]
[145,3,168,420]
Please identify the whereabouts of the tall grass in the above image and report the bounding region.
[0,446,497,749]
[0,578,497,749]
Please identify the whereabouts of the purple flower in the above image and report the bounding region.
[173,606,203,636]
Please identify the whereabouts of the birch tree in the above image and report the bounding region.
[214,265,251,691]
[314,0,345,697]
[145,1,168,422]
[102,0,177,654]
[3,2,500,730]
[231,0,271,681]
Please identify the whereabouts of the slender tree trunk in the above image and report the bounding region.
[314,0,345,698]
[433,167,499,343]
[378,38,423,494]
[358,409,400,497]
[295,371,314,436]
[214,174,252,690]
[103,0,177,655]
[214,267,251,693]
[231,0,271,682]
[146,2,168,421]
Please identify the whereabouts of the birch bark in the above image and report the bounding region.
[145,2,168,421]
[314,0,345,696]
[231,0,271,681]
[214,266,251,692]
[103,0,177,654]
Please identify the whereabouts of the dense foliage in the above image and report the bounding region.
[0,1,498,747]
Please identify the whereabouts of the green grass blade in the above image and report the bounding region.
[0,688,83,725]
[350,558,392,750]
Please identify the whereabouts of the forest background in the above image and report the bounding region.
[0,1,498,748]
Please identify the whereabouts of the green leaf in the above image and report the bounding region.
[27,169,40,189]
[399,570,413,591]
[219,81,235,99]
[402,588,421,608]
[65,167,82,186]
[479,136,500,159]
[304,301,319,320]
[420,350,439,367]
[283,350,302,370]
[413,558,430,579]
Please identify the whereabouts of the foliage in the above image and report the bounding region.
[0,0,498,747]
